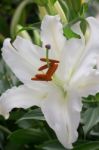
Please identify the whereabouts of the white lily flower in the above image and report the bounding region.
[1,15,99,149]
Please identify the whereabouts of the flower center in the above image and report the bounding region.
[31,45,60,81]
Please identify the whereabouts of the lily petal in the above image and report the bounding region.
[58,17,99,82]
[0,85,42,119]
[85,17,99,54]
[74,17,99,69]
[70,53,97,83]
[69,17,99,97]
[2,38,39,84]
[41,85,82,149]
[58,36,85,81]
[41,15,66,58]
[75,70,99,97]
[13,36,44,67]
[57,21,85,81]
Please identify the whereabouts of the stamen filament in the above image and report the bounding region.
[31,44,59,82]
[46,48,50,68]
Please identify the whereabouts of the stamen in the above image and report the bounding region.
[38,64,50,71]
[40,58,59,63]
[31,76,51,81]
[31,63,58,81]
[46,63,58,79]
[31,77,39,80]
[36,74,52,81]
[31,44,59,82]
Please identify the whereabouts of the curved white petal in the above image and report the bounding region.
[57,23,85,81]
[70,53,97,83]
[2,38,40,84]
[75,17,99,70]
[69,17,99,97]
[58,38,85,81]
[13,36,44,67]
[41,85,82,149]
[85,17,99,54]
[26,80,52,93]
[58,17,99,82]
[74,70,99,97]
[0,85,42,119]
[41,15,66,58]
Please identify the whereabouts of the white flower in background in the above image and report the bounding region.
[1,15,99,149]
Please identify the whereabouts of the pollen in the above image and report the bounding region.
[40,58,59,63]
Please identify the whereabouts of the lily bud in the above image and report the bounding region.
[53,1,67,23]
[38,1,67,23]
[38,6,48,20]
[81,0,89,3]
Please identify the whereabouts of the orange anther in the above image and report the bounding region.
[31,57,59,81]
[40,58,59,63]
[36,74,52,81]
[31,77,39,80]
[46,63,58,79]
[38,64,50,71]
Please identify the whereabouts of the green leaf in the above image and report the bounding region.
[5,142,23,150]
[58,0,69,21]
[9,128,48,144]
[74,141,99,150]
[70,0,82,12]
[63,26,81,39]
[95,93,99,102]
[0,59,19,94]
[64,0,76,21]
[39,140,66,150]
[82,106,99,135]
[80,2,88,17]
[0,16,8,36]
[80,19,88,35]
[49,0,57,5]
[90,130,99,138]
[17,108,45,123]
[33,0,48,6]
